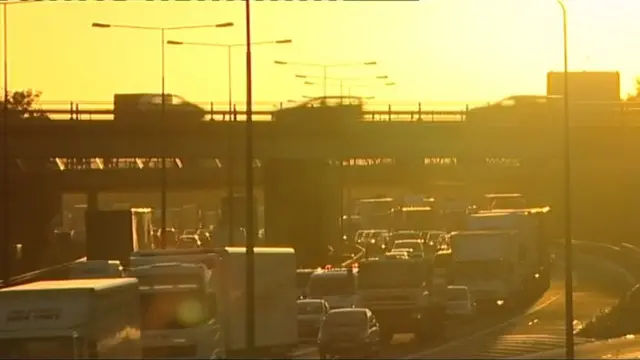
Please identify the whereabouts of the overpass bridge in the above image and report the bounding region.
[5,101,640,282]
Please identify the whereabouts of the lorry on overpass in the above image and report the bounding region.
[129,247,298,358]
[356,256,446,343]
[0,278,141,359]
[464,208,551,301]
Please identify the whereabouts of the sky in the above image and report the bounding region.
[6,0,640,110]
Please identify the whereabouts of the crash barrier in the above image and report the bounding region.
[0,256,87,289]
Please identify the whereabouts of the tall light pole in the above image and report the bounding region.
[1,2,8,283]
[244,0,256,355]
[295,74,388,97]
[274,60,377,97]
[91,21,233,248]
[557,0,573,359]
[167,38,291,247]
[1,0,38,282]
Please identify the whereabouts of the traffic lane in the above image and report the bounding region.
[403,255,624,359]
[294,282,564,359]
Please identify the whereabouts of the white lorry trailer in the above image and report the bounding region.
[0,278,141,359]
[463,208,551,302]
[129,247,298,359]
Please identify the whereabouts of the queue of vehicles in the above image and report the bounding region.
[0,192,552,359]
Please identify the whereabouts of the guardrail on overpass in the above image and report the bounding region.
[22,99,640,123]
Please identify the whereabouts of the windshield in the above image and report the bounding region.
[298,301,324,315]
[359,261,428,289]
[308,275,356,297]
[140,290,208,330]
[0,337,78,359]
[393,241,422,252]
[453,260,506,282]
[448,288,469,301]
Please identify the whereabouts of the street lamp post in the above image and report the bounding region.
[275,60,377,97]
[166,38,291,247]
[556,1,573,359]
[295,74,388,97]
[1,0,39,282]
[244,0,257,354]
[91,21,233,248]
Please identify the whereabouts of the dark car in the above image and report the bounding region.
[317,308,380,359]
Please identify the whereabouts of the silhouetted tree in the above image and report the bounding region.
[1,89,50,120]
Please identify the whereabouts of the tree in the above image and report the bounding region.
[1,89,50,120]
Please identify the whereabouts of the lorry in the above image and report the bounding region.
[0,278,141,359]
[464,208,551,301]
[449,230,527,306]
[129,247,298,358]
[85,208,154,267]
[356,257,446,343]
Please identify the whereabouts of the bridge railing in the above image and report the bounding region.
[27,99,640,123]
[32,100,471,122]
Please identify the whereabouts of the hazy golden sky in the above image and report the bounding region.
[8,0,640,108]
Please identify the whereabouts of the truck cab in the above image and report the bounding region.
[127,262,220,359]
[357,257,443,342]
[307,266,359,309]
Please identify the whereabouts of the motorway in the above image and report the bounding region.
[294,252,631,359]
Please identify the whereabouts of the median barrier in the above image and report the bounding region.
[0,257,86,289]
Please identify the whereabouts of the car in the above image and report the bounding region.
[297,299,330,342]
[447,285,476,319]
[317,308,381,359]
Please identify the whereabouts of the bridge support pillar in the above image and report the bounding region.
[86,190,99,211]
[3,173,62,278]
[264,159,341,267]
